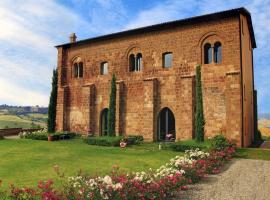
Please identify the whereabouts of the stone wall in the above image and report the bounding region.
[55,15,254,146]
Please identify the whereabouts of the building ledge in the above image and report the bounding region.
[226,71,240,76]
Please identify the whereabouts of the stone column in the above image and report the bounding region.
[225,71,242,146]
[178,75,195,141]
[82,84,96,135]
[116,81,124,136]
[142,78,157,141]
[56,86,67,131]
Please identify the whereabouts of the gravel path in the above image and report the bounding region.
[178,159,270,200]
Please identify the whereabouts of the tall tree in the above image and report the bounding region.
[47,69,58,133]
[195,65,205,142]
[108,74,117,136]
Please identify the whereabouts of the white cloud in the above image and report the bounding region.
[0,78,48,106]
[0,0,94,106]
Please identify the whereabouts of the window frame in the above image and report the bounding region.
[162,52,173,68]
[100,61,108,75]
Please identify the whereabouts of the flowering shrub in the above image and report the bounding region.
[1,140,235,200]
[19,129,48,140]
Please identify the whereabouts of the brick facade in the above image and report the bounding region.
[55,8,256,147]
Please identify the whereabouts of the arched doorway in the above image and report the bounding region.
[157,107,175,141]
[100,108,109,136]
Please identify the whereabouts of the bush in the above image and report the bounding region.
[84,135,144,147]
[125,135,144,145]
[169,140,210,152]
[0,135,4,140]
[84,136,123,147]
[210,135,233,151]
[19,129,78,141]
[52,132,77,140]
[19,129,48,140]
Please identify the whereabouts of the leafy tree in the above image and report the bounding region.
[47,69,58,133]
[195,65,205,142]
[108,74,116,136]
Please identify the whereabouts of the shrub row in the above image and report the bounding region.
[169,134,234,152]
[83,135,143,147]
[19,129,77,141]
[169,140,210,152]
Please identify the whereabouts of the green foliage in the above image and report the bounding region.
[84,135,144,147]
[126,135,144,145]
[210,135,232,151]
[0,135,4,140]
[0,139,180,189]
[108,74,116,136]
[169,140,210,152]
[262,135,270,141]
[254,129,262,142]
[20,129,77,141]
[195,65,205,142]
[84,136,123,147]
[20,130,48,140]
[47,69,58,133]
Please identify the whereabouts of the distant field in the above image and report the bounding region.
[0,114,47,129]
[259,118,270,136]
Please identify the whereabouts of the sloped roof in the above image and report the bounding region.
[56,7,256,48]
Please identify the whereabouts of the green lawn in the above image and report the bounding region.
[0,139,180,189]
[236,148,270,160]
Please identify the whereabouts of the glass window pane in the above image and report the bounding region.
[164,53,172,68]
[204,43,212,64]
[214,42,222,63]
[79,62,83,77]
[74,63,78,78]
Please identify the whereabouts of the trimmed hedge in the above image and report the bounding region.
[84,135,144,147]
[20,130,77,141]
[169,140,210,152]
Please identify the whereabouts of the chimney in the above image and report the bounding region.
[69,33,77,43]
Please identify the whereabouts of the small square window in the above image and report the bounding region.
[163,52,172,68]
[100,62,108,75]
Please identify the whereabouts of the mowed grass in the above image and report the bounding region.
[0,139,181,189]
[236,148,270,160]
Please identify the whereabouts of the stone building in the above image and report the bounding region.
[55,7,256,147]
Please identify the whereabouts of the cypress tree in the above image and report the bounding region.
[195,65,205,142]
[47,69,58,133]
[108,74,116,136]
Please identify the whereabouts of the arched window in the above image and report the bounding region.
[204,43,212,64]
[214,42,222,63]
[136,53,142,71]
[100,62,108,75]
[73,58,83,78]
[73,63,78,78]
[78,62,83,77]
[129,54,135,71]
[100,108,109,136]
[157,107,175,141]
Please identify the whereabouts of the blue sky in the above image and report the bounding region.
[0,0,269,114]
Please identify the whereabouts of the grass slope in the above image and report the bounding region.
[0,114,47,128]
[0,139,180,189]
